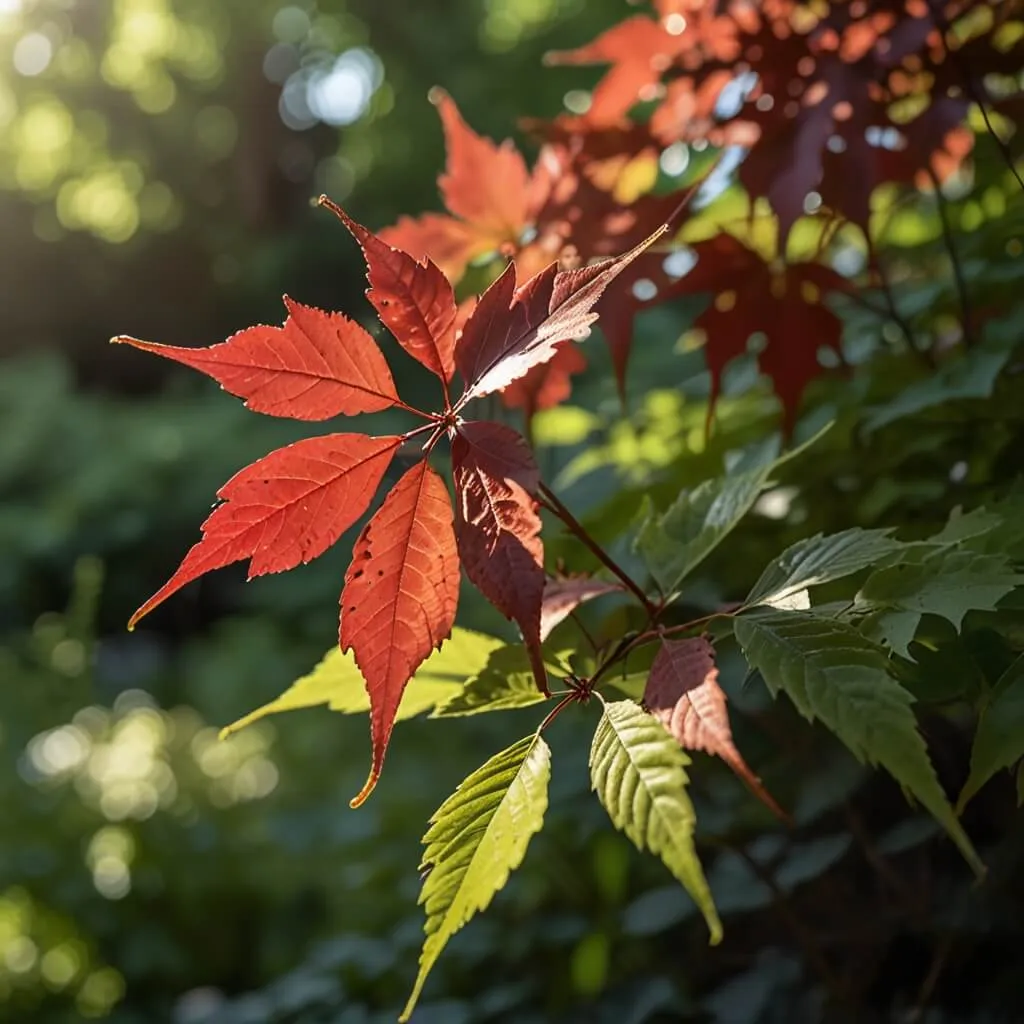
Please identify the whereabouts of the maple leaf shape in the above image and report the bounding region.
[113,297,400,420]
[341,460,460,807]
[379,88,540,280]
[677,234,848,429]
[451,422,548,693]
[644,637,784,817]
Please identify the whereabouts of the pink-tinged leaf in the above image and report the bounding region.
[451,422,547,693]
[128,434,402,628]
[432,88,532,242]
[321,199,459,384]
[501,343,587,425]
[341,460,460,808]
[644,637,785,818]
[456,225,669,403]
[113,297,399,421]
[540,576,623,641]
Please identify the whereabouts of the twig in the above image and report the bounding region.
[927,165,975,349]
[538,483,657,616]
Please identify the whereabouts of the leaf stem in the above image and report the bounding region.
[538,483,657,617]
[537,692,577,733]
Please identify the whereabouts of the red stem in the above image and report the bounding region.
[538,483,657,617]
[538,692,577,733]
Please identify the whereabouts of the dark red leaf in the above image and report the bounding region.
[341,460,460,808]
[321,200,459,384]
[677,234,848,430]
[455,225,668,403]
[451,422,547,693]
[501,343,587,424]
[113,297,399,421]
[128,434,402,628]
[645,637,785,818]
[540,576,622,641]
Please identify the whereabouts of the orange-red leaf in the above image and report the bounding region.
[128,434,401,628]
[456,225,668,403]
[341,459,460,808]
[322,200,459,384]
[378,213,487,283]
[433,87,532,243]
[113,297,399,421]
[540,576,622,641]
[451,422,547,693]
[644,637,784,818]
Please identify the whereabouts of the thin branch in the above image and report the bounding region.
[927,165,976,349]
[926,0,1024,194]
[538,483,657,617]
[537,692,577,733]
[864,236,931,365]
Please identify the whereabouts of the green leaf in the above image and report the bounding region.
[431,644,557,717]
[589,699,722,942]
[747,528,902,609]
[401,733,551,1021]
[734,609,983,876]
[862,339,1013,434]
[959,653,1024,812]
[220,627,503,738]
[634,436,782,592]
[856,549,1023,657]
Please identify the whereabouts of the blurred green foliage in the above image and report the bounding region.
[2,0,1024,1021]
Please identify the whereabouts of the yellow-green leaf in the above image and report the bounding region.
[589,699,722,943]
[220,627,504,739]
[401,733,550,1021]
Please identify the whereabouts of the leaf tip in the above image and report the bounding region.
[349,768,379,809]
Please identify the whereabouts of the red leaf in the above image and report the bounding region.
[378,213,487,283]
[678,235,847,430]
[545,16,683,126]
[128,434,401,628]
[500,341,587,424]
[455,226,668,403]
[376,90,534,283]
[113,297,399,421]
[433,88,533,242]
[540,576,622,641]
[451,421,547,693]
[321,200,459,384]
[341,460,460,808]
[644,637,785,818]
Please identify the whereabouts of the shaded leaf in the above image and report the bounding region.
[644,638,783,816]
[451,422,547,693]
[959,654,1024,811]
[341,460,461,807]
[114,297,400,420]
[128,434,401,628]
[590,699,722,942]
[734,608,983,876]
[456,226,668,403]
[747,528,903,609]
[635,435,782,593]
[431,644,557,717]
[501,342,587,425]
[856,549,1023,658]
[540,576,623,641]
[402,733,551,1021]
[219,627,503,738]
